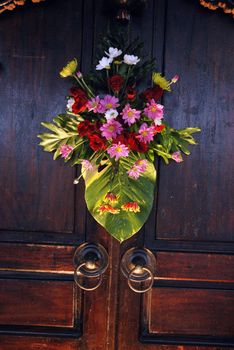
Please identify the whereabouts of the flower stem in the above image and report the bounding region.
[81,77,95,98]
[121,66,131,98]
[106,69,111,94]
[73,75,95,98]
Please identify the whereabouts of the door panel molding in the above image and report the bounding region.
[140,284,234,346]
[0,277,82,338]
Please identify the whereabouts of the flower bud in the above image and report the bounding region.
[77,71,83,78]
[60,59,78,78]
[171,75,179,83]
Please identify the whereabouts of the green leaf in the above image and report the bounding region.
[153,145,171,164]
[38,133,69,152]
[38,116,81,158]
[177,139,191,155]
[83,155,156,242]
[178,127,201,135]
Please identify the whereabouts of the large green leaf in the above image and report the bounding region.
[83,155,156,242]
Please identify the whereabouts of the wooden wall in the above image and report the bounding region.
[0,0,233,349]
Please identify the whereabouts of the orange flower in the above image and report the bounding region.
[121,202,140,213]
[97,204,120,215]
[104,192,118,203]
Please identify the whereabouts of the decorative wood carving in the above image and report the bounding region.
[200,0,234,17]
[0,0,45,14]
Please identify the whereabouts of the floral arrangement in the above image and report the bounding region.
[38,34,200,242]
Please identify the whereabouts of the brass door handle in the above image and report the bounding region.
[121,247,156,293]
[73,243,109,291]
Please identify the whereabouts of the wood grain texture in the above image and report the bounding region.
[0,337,78,350]
[155,0,234,242]
[0,337,230,350]
[156,252,234,282]
[0,0,233,348]
[149,287,234,337]
[117,0,234,348]
[0,279,74,327]
[0,243,75,272]
[0,0,86,234]
[81,3,122,350]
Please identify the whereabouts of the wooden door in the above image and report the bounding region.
[117,1,234,348]
[0,0,233,349]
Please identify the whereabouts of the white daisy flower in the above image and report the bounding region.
[105,47,122,59]
[123,54,140,65]
[67,97,75,111]
[105,109,119,120]
[96,57,113,70]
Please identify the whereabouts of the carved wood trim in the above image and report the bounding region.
[200,0,234,17]
[0,0,45,14]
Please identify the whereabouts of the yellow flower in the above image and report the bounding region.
[60,59,78,78]
[114,60,122,65]
[152,72,171,92]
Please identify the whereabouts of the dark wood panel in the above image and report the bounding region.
[0,279,74,327]
[156,252,234,282]
[149,287,234,337]
[0,336,229,350]
[155,0,234,241]
[0,0,86,234]
[0,243,75,272]
[116,274,231,349]
[0,337,78,350]
[0,0,233,349]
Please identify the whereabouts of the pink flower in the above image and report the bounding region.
[107,142,129,160]
[60,144,74,158]
[171,151,183,163]
[135,159,148,172]
[100,120,123,139]
[144,99,164,125]
[127,166,141,179]
[100,95,120,111]
[127,159,148,179]
[121,104,141,126]
[136,123,155,143]
[81,160,93,171]
[87,96,104,113]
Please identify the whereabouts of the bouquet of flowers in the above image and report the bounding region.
[38,34,200,242]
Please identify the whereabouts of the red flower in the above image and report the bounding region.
[113,134,127,145]
[70,87,87,100]
[126,86,137,101]
[94,121,101,132]
[72,101,87,113]
[129,138,149,153]
[97,203,120,215]
[127,132,148,153]
[154,124,165,134]
[70,87,88,113]
[113,132,148,153]
[141,85,163,102]
[77,120,95,136]
[89,134,107,151]
[121,201,140,213]
[109,75,124,93]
